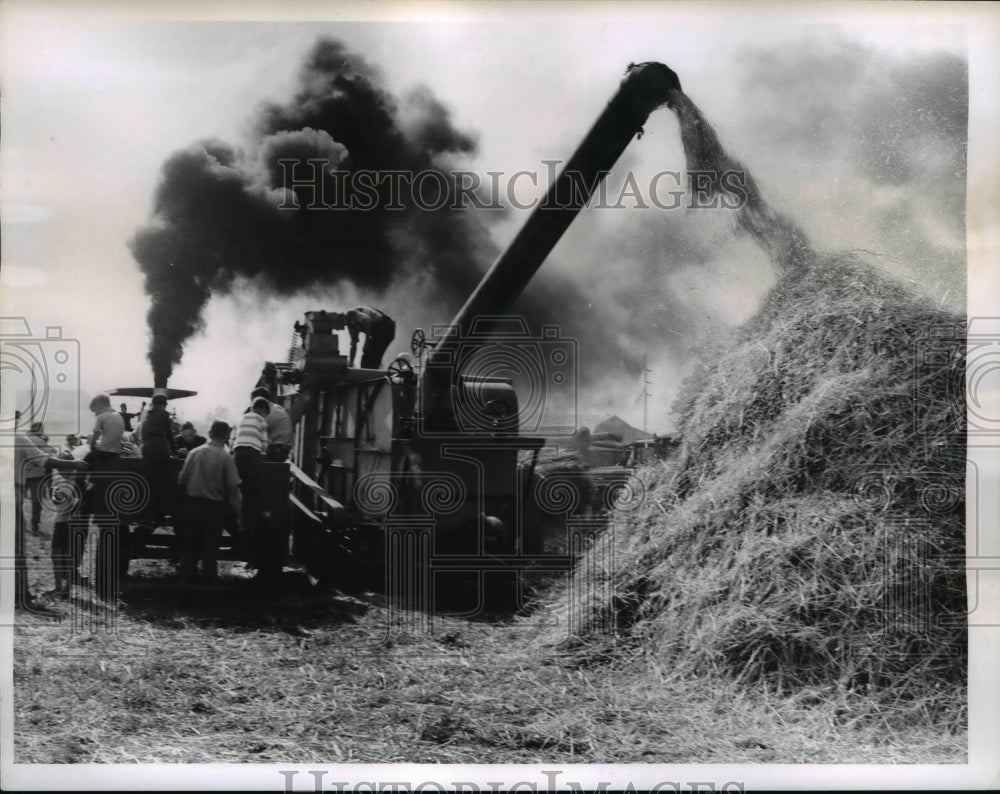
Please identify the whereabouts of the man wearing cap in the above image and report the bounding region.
[174,422,207,457]
[177,420,242,604]
[250,388,293,463]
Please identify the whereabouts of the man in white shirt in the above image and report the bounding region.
[86,393,129,603]
[232,398,270,576]
[250,388,293,462]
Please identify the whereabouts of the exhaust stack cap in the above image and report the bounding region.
[103,387,198,399]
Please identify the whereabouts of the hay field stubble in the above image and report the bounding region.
[14,523,964,765]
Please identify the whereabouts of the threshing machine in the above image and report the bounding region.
[252,62,682,610]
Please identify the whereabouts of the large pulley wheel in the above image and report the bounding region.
[410,328,427,358]
[387,356,415,385]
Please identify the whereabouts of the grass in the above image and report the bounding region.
[14,522,965,764]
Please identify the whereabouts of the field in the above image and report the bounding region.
[14,516,965,765]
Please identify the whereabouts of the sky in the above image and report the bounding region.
[0,1,994,438]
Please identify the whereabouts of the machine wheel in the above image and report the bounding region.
[410,328,427,358]
[387,356,415,385]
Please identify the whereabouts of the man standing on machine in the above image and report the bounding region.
[345,307,396,369]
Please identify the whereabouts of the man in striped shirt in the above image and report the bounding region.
[233,397,269,453]
[250,387,293,463]
[232,397,270,574]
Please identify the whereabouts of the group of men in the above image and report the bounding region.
[171,387,294,601]
[13,305,395,610]
[13,386,295,609]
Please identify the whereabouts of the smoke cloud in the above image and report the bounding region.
[131,38,496,385]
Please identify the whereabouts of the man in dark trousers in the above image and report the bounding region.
[87,393,129,603]
[177,420,242,605]
[49,451,88,598]
[139,394,176,525]
[23,422,52,536]
[345,307,396,369]
[232,397,273,584]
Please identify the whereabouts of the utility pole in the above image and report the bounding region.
[27,362,39,431]
[643,354,652,434]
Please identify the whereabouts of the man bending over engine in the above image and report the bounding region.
[345,307,396,369]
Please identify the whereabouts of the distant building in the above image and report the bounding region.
[594,415,653,444]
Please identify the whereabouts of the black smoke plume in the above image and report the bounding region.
[131,38,497,385]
